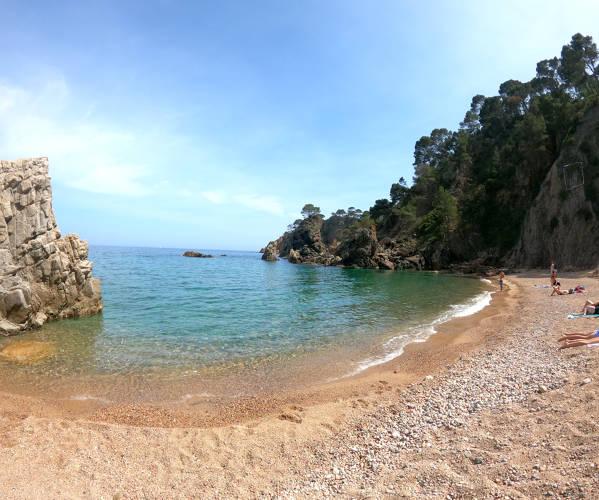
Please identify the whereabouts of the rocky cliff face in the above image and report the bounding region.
[0,158,103,335]
[512,107,599,269]
[268,216,424,270]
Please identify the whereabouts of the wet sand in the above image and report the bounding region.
[0,272,597,498]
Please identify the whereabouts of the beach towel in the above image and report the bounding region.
[567,314,599,319]
[588,343,599,348]
[532,284,551,288]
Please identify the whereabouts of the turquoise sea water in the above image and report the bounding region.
[0,246,492,401]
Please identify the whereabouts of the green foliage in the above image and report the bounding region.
[374,32,599,257]
[285,33,599,266]
[301,204,321,219]
[417,187,459,244]
[369,198,392,221]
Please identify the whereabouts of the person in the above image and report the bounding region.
[550,263,557,286]
[558,329,599,349]
[557,329,599,342]
[551,282,569,296]
[578,299,599,315]
[498,270,505,291]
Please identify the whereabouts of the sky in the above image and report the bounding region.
[1,0,599,250]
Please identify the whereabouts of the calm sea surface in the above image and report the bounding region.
[0,246,492,402]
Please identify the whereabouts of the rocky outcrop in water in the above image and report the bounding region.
[183,251,214,258]
[261,241,279,261]
[269,215,423,270]
[0,157,103,335]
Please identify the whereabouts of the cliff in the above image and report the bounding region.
[266,215,423,270]
[0,158,103,335]
[512,106,599,269]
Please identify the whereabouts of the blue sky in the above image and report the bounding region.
[1,1,598,250]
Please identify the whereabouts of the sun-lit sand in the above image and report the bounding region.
[0,272,598,498]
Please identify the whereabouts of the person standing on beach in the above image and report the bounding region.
[550,262,557,286]
[498,271,505,291]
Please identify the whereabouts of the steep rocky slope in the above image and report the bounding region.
[0,157,103,335]
[513,107,599,269]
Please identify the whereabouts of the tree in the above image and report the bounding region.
[347,207,362,219]
[369,198,392,220]
[301,204,321,219]
[559,33,599,95]
[287,219,302,232]
[390,177,409,206]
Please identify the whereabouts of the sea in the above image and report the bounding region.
[0,246,494,404]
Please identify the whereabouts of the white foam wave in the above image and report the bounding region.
[70,394,112,403]
[346,287,494,377]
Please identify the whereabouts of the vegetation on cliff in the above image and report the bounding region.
[269,33,599,270]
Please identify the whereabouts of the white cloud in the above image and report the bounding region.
[201,189,285,216]
[67,164,151,196]
[233,194,284,216]
[201,190,226,204]
[0,77,141,195]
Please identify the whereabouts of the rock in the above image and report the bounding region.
[277,216,335,265]
[279,413,302,424]
[513,106,599,268]
[288,249,302,264]
[261,241,279,262]
[472,456,483,465]
[336,228,378,268]
[182,251,214,258]
[581,378,591,385]
[0,158,103,334]
[538,385,548,393]
[0,340,56,363]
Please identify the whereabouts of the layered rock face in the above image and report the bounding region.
[0,158,103,335]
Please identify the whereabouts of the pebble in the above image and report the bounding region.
[272,276,596,499]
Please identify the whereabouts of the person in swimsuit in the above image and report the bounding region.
[558,329,599,349]
[498,271,505,291]
[551,282,569,296]
[579,299,599,315]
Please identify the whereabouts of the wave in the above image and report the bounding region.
[346,285,494,377]
[70,394,113,403]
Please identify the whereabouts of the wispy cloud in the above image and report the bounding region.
[0,77,141,194]
[233,193,284,216]
[67,164,152,196]
[201,190,226,204]
[201,189,284,216]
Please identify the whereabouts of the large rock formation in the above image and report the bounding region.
[271,215,423,270]
[261,241,279,261]
[512,107,599,269]
[0,158,103,335]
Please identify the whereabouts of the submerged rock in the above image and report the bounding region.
[0,158,103,335]
[0,340,56,363]
[182,251,214,258]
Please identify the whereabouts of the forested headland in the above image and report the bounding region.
[265,33,599,271]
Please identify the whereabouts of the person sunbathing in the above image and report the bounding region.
[579,299,599,315]
[557,329,599,342]
[551,283,569,296]
[559,337,599,349]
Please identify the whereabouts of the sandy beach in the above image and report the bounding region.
[0,272,598,499]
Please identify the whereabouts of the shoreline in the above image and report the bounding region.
[0,276,499,427]
[0,272,597,498]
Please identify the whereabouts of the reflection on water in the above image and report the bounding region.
[0,246,490,402]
